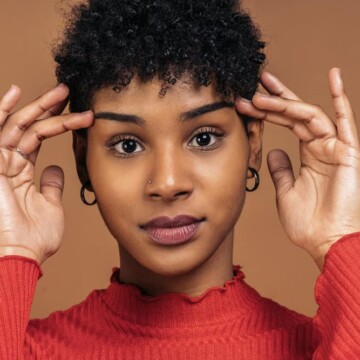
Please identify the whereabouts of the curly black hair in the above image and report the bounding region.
[54,0,265,114]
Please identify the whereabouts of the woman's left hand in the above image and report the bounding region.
[236,68,360,271]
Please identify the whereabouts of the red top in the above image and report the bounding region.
[1,233,360,359]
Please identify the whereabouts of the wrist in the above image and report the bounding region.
[0,246,42,264]
[308,231,360,271]
[308,241,335,272]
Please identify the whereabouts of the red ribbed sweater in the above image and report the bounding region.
[1,233,360,359]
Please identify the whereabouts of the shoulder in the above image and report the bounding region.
[26,288,107,339]
[241,282,313,335]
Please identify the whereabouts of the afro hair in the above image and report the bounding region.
[54,0,266,114]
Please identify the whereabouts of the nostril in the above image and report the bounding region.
[150,193,161,199]
[148,191,190,201]
[175,191,190,197]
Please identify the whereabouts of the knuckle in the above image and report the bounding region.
[312,104,323,114]
[37,103,47,113]
[330,91,341,100]
[27,123,47,142]
[279,104,288,114]
[285,119,296,130]
[0,107,11,118]
[16,121,28,132]
[278,89,286,97]
[335,110,346,120]
[34,129,47,142]
[2,144,16,152]
[260,111,268,121]
[41,180,63,190]
[24,123,47,143]
[47,109,57,118]
[304,104,322,123]
[274,164,290,174]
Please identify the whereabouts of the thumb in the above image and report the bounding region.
[40,165,65,205]
[267,149,295,200]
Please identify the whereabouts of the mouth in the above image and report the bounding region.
[140,215,205,245]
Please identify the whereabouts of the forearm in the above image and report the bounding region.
[0,256,41,359]
[312,232,360,358]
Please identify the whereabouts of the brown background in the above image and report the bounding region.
[0,0,359,319]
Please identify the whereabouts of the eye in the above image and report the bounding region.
[106,136,144,157]
[188,128,224,150]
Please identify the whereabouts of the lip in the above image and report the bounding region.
[141,215,204,245]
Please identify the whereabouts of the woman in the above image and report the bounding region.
[0,0,360,358]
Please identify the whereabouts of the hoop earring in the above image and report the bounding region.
[80,181,97,206]
[246,167,260,192]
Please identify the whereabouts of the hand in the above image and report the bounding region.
[236,68,360,271]
[0,84,94,265]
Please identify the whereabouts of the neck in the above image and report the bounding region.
[118,234,234,297]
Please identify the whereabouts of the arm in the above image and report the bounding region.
[0,256,41,360]
[0,84,94,359]
[236,68,360,272]
[312,232,360,358]
[236,68,360,357]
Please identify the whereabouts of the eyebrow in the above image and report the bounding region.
[94,100,234,125]
[94,112,145,126]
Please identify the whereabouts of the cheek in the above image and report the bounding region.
[195,136,249,213]
[86,129,249,233]
[86,141,145,226]
[196,140,249,231]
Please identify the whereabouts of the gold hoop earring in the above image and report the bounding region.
[80,181,97,206]
[246,167,260,192]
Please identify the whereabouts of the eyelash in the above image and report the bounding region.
[105,127,225,158]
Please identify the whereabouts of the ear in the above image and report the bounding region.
[72,131,93,190]
[246,119,264,178]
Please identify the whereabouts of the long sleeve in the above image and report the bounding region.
[0,256,41,360]
[312,232,360,359]
[4,236,360,359]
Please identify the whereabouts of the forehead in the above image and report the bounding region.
[91,74,226,114]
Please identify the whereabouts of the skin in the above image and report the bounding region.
[0,68,358,297]
[76,76,263,296]
[238,69,360,270]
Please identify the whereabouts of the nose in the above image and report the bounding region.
[145,149,194,202]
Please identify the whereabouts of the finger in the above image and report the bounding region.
[267,149,295,201]
[235,98,267,118]
[25,99,69,160]
[328,67,359,148]
[236,98,315,142]
[37,97,69,120]
[0,85,21,126]
[40,165,64,205]
[17,111,94,163]
[0,84,69,149]
[260,71,302,101]
[252,93,337,139]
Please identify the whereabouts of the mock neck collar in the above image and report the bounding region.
[101,265,262,327]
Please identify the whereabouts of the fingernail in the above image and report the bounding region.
[82,110,93,115]
[237,97,251,103]
[8,84,17,94]
[338,68,343,80]
[256,92,270,98]
[55,83,68,90]
[3,84,18,99]
[263,71,276,80]
[334,68,343,90]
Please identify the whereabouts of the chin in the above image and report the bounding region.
[146,257,202,277]
[134,239,223,278]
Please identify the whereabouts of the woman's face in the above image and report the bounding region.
[77,76,263,277]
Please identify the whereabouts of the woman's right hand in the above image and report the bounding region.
[0,84,94,265]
